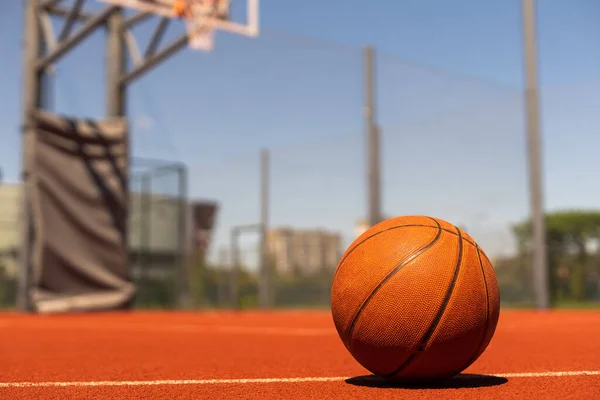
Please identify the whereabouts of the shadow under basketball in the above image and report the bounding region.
[345,374,508,389]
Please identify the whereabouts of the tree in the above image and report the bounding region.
[513,210,600,303]
[0,264,17,309]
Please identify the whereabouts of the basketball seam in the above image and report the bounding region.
[477,246,493,266]
[333,223,477,283]
[333,222,437,282]
[344,217,443,349]
[459,244,492,370]
[384,225,465,379]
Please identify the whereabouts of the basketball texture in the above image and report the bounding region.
[331,215,500,382]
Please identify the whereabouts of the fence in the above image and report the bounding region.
[0,159,188,310]
[182,29,599,309]
[3,2,599,311]
[128,158,188,309]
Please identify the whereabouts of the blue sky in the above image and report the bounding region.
[0,0,599,263]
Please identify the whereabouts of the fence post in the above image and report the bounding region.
[230,227,240,310]
[522,0,550,310]
[364,46,382,227]
[217,248,228,307]
[139,172,152,297]
[259,149,270,309]
[177,164,189,307]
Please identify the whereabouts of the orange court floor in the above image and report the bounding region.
[1,309,599,399]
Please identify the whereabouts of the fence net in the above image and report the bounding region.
[185,32,599,309]
[129,159,187,309]
[3,3,599,311]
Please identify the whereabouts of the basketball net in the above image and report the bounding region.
[173,0,229,50]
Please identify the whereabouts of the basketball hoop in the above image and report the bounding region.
[172,0,230,50]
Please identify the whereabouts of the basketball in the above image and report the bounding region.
[331,215,500,382]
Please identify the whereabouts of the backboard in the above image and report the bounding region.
[98,0,259,51]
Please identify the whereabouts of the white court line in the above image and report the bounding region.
[0,371,599,388]
[498,371,600,378]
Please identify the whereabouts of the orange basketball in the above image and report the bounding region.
[331,215,500,382]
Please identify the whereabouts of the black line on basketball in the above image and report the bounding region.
[345,217,443,349]
[333,220,437,281]
[384,225,465,378]
[457,244,491,372]
[333,222,477,283]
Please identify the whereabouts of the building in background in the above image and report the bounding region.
[267,228,342,275]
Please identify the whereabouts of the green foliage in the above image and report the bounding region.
[234,267,260,309]
[133,264,180,309]
[186,254,334,309]
[512,209,600,304]
[134,276,178,309]
[198,265,229,307]
[513,210,600,241]
[0,264,17,309]
[188,252,207,307]
[273,267,334,308]
[187,256,260,309]
[493,254,534,306]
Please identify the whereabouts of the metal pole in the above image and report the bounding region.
[106,7,132,309]
[106,9,126,117]
[217,248,228,307]
[37,6,117,70]
[364,46,382,227]
[522,0,550,309]
[177,164,189,307]
[259,148,270,309]
[18,0,44,312]
[139,172,151,291]
[230,228,240,309]
[320,234,329,304]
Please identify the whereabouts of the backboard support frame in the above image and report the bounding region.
[18,0,260,312]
